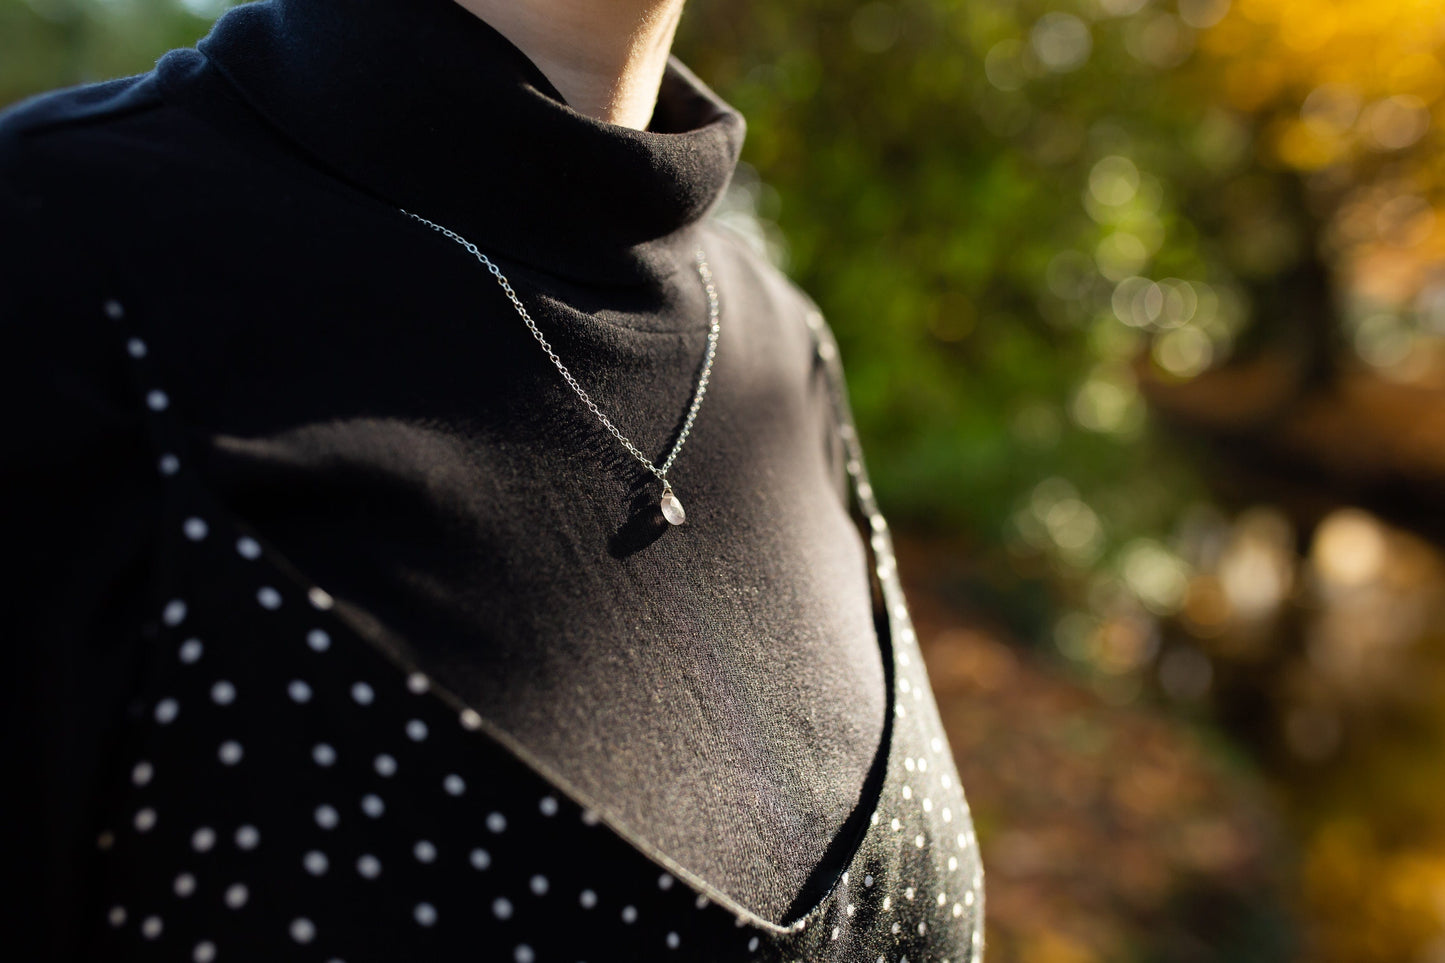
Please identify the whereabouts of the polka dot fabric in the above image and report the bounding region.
[87,297,985,962]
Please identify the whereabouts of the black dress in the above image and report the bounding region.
[0,0,985,959]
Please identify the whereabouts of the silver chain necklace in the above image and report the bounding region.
[401,208,720,526]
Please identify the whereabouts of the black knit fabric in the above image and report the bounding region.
[0,1,984,960]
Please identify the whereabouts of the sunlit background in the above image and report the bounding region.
[7,1,1445,960]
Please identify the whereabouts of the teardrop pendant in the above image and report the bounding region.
[660,486,686,526]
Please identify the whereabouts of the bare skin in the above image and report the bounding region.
[451,0,688,131]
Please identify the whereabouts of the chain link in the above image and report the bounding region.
[401,208,720,490]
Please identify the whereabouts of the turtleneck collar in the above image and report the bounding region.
[186,0,746,286]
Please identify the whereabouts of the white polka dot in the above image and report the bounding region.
[579,889,597,909]
[915,834,925,848]
[748,936,760,952]
[234,825,259,850]
[832,926,840,940]
[235,536,261,559]
[918,758,929,772]
[257,586,282,610]
[846,903,855,916]
[104,298,125,320]
[580,809,600,826]
[134,807,156,832]
[529,874,548,895]
[964,890,975,906]
[695,894,710,909]
[953,902,964,917]
[406,672,429,694]
[159,453,180,475]
[107,905,126,927]
[666,932,681,949]
[288,679,312,703]
[413,903,436,927]
[313,743,336,767]
[210,680,236,705]
[146,389,169,411]
[938,892,947,906]
[193,941,216,962]
[356,854,381,879]
[902,785,912,800]
[470,848,491,870]
[943,807,953,823]
[191,827,216,852]
[351,682,374,705]
[514,946,535,963]
[905,887,915,901]
[492,897,513,920]
[361,794,384,818]
[314,805,339,830]
[904,757,916,772]
[183,517,208,540]
[539,795,558,817]
[882,896,891,910]
[406,719,428,742]
[162,599,187,626]
[890,818,901,831]
[414,840,436,863]
[444,774,466,796]
[141,915,163,939]
[308,586,334,610]
[218,740,243,765]
[174,873,196,897]
[948,856,959,871]
[224,883,247,909]
[932,738,944,754]
[892,922,901,934]
[290,917,315,943]
[178,639,203,663]
[657,872,673,890]
[486,811,506,833]
[459,708,482,730]
[919,921,928,935]
[957,833,968,848]
[621,905,637,924]
[374,754,397,777]
[132,761,154,786]
[304,851,328,875]
[306,628,330,652]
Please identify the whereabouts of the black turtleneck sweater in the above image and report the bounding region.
[0,0,887,945]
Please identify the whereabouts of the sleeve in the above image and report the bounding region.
[0,140,166,961]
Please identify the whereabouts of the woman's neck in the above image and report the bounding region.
[451,0,687,131]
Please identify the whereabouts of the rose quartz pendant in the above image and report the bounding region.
[660,487,686,525]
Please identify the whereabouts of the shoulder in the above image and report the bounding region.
[0,74,188,472]
[0,69,169,212]
[699,217,836,359]
[0,49,259,258]
[698,218,858,500]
